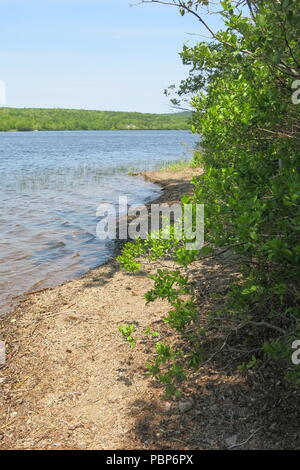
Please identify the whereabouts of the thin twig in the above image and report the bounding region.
[227,427,262,449]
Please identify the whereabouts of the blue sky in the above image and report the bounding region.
[0,0,224,113]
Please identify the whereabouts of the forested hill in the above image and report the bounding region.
[0,107,191,131]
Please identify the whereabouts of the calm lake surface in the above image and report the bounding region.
[0,130,197,313]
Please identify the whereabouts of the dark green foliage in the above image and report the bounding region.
[118,0,300,394]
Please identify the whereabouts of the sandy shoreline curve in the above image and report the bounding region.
[1,166,298,450]
[0,167,203,450]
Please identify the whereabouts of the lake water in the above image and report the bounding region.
[0,130,197,313]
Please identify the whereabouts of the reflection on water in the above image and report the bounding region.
[0,130,197,313]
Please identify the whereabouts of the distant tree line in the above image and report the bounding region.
[0,107,191,131]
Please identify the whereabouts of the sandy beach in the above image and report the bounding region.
[0,167,299,450]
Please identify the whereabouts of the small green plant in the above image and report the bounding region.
[160,159,192,171]
[118,324,136,348]
[237,355,261,372]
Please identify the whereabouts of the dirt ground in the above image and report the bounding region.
[0,167,299,450]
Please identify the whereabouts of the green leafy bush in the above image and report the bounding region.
[118,0,300,394]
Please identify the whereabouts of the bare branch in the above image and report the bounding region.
[133,0,254,55]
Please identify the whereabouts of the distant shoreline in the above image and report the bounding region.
[0,107,191,132]
[0,128,190,132]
